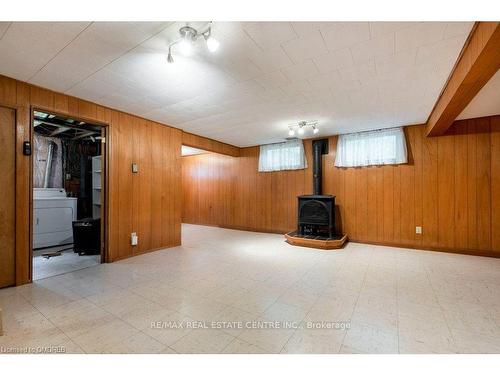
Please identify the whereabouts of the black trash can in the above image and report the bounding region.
[72,218,101,255]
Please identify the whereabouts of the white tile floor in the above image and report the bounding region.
[33,246,101,280]
[1,224,500,354]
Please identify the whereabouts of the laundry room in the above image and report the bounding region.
[32,110,105,280]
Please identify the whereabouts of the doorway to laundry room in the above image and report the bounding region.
[32,109,107,280]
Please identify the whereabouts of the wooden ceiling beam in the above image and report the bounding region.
[426,22,500,136]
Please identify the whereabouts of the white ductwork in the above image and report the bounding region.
[43,141,56,188]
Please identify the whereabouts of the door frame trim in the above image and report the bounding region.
[0,101,30,286]
[29,106,111,283]
[0,104,18,287]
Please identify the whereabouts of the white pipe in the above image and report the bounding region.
[43,141,56,188]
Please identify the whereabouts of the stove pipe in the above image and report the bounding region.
[312,139,328,195]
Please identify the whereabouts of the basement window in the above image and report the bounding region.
[335,127,407,168]
[258,139,307,172]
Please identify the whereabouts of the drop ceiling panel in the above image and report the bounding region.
[322,22,371,52]
[282,31,328,64]
[290,22,334,37]
[395,22,449,53]
[0,21,474,147]
[368,22,419,38]
[281,59,319,81]
[243,22,298,51]
[0,22,90,81]
[247,46,294,73]
[350,33,394,63]
[29,22,172,91]
[254,71,290,90]
[313,48,354,73]
[0,22,11,38]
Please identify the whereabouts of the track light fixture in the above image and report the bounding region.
[287,121,319,137]
[167,22,219,63]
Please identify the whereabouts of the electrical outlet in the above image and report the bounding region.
[415,226,422,234]
[131,232,138,246]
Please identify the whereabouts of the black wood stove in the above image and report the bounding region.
[297,139,335,238]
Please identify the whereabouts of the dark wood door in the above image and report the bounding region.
[0,106,15,287]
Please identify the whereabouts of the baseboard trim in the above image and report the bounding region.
[109,241,182,263]
[350,239,500,259]
[182,221,287,235]
[183,223,499,259]
[220,225,287,235]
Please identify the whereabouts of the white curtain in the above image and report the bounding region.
[335,127,407,167]
[258,139,307,172]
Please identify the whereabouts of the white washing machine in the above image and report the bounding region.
[33,188,78,249]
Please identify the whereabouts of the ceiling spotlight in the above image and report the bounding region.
[206,36,220,52]
[298,125,305,135]
[204,25,219,52]
[313,125,319,134]
[288,128,295,137]
[179,38,193,56]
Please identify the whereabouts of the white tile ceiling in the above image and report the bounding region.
[0,21,474,147]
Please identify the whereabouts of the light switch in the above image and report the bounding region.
[132,163,139,173]
[416,226,422,234]
[131,232,138,246]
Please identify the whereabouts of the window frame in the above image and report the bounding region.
[258,138,308,172]
[334,127,408,168]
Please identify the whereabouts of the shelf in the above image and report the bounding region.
[92,155,102,220]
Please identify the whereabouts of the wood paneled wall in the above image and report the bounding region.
[182,118,500,257]
[182,153,235,226]
[231,142,314,233]
[2,68,499,287]
[0,74,182,284]
[109,112,181,261]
